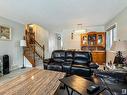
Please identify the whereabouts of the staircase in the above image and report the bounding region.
[23,25,45,67]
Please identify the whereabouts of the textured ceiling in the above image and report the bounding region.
[0,0,127,31]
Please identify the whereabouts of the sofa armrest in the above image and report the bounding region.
[89,62,99,69]
[44,58,54,64]
[43,58,53,69]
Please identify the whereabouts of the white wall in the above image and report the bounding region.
[61,26,105,50]
[105,7,127,40]
[105,7,127,63]
[48,32,58,57]
[61,29,81,50]
[0,16,24,70]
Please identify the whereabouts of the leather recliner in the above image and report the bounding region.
[71,51,92,77]
[47,50,65,71]
[62,50,74,74]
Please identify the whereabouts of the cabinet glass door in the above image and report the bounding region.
[97,35,103,45]
[88,35,96,45]
[82,36,87,45]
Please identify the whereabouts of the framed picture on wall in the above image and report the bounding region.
[0,25,11,40]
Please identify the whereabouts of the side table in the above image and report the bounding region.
[59,75,106,95]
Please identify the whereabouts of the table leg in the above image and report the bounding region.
[65,85,71,95]
[70,90,73,95]
[60,84,65,89]
[65,85,80,95]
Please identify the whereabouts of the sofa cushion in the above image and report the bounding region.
[65,51,74,62]
[62,63,71,74]
[73,51,91,66]
[47,63,63,71]
[71,66,92,77]
[90,63,99,69]
[52,50,65,63]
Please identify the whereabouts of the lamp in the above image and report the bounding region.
[111,40,127,65]
[20,40,26,69]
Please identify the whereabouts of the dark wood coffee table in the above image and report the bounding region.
[59,75,106,95]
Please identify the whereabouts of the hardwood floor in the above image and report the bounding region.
[0,68,65,95]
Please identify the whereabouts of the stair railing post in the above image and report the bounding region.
[43,45,45,61]
[33,41,36,67]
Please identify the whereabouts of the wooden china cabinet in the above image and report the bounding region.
[81,32,106,65]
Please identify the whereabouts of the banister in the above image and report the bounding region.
[32,39,45,60]
[32,39,45,58]
[33,39,44,49]
[24,28,45,67]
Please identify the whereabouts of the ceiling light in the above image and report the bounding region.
[29,24,34,28]
[74,24,86,34]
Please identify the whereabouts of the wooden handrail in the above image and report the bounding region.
[31,38,45,60]
[34,39,44,49]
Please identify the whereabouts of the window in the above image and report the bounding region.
[106,24,117,50]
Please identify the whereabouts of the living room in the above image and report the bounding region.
[0,0,127,95]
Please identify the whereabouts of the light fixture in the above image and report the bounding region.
[71,33,74,39]
[74,24,86,34]
[71,24,87,39]
[20,40,27,69]
[29,24,34,28]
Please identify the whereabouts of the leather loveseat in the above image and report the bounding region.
[44,50,99,77]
